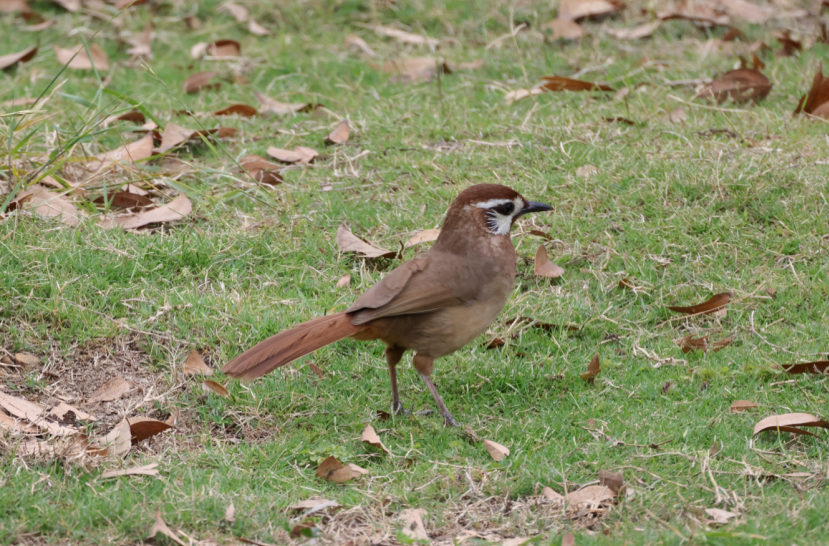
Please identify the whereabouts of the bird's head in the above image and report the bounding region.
[443,183,552,237]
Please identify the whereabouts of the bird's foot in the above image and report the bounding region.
[442,412,460,427]
[392,403,410,417]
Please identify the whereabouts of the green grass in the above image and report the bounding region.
[2,0,829,544]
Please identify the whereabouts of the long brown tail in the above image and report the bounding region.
[223,311,363,380]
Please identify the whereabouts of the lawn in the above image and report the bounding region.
[2,0,829,544]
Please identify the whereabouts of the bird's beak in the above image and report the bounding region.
[518,201,553,217]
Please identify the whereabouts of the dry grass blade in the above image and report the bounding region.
[88,377,131,404]
[730,400,758,413]
[404,229,440,248]
[346,34,377,56]
[214,104,258,117]
[666,292,731,315]
[115,194,192,230]
[337,224,396,258]
[203,379,229,397]
[0,45,37,70]
[482,439,509,461]
[183,71,219,94]
[580,354,600,383]
[361,424,390,454]
[753,413,829,437]
[696,69,771,104]
[782,361,829,375]
[147,510,185,546]
[315,456,368,483]
[127,417,173,444]
[399,509,429,541]
[558,0,624,21]
[101,463,160,479]
[541,76,612,92]
[534,245,564,278]
[183,349,212,375]
[325,120,350,145]
[54,44,109,70]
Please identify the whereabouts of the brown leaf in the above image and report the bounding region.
[203,379,229,397]
[54,44,109,70]
[14,185,85,227]
[666,292,731,315]
[156,124,233,153]
[51,0,79,12]
[709,439,720,456]
[254,91,311,115]
[774,30,801,57]
[580,354,600,383]
[266,146,318,164]
[562,533,576,546]
[404,229,440,248]
[705,508,736,525]
[670,107,687,123]
[534,245,564,278]
[783,361,829,375]
[368,25,438,47]
[658,1,730,26]
[0,411,41,434]
[542,486,565,504]
[337,224,396,258]
[100,419,132,457]
[127,417,173,444]
[559,0,624,21]
[308,363,325,378]
[346,34,377,57]
[753,413,829,437]
[336,274,351,288]
[794,64,829,118]
[48,401,94,422]
[540,76,613,92]
[93,192,155,210]
[679,335,732,353]
[240,155,283,186]
[565,485,615,507]
[102,463,160,478]
[207,39,241,58]
[0,45,37,70]
[543,18,584,41]
[486,337,505,350]
[0,0,31,13]
[114,0,148,8]
[114,193,192,230]
[361,424,390,454]
[730,400,758,413]
[101,109,146,127]
[325,120,350,145]
[183,71,219,94]
[576,164,599,177]
[315,455,369,483]
[483,439,509,461]
[720,0,805,24]
[147,510,185,546]
[288,498,340,511]
[0,392,45,425]
[91,133,154,170]
[221,1,248,22]
[126,22,152,57]
[88,377,131,404]
[696,69,771,104]
[399,509,429,541]
[290,520,317,538]
[598,470,624,494]
[377,57,450,84]
[16,435,90,458]
[604,21,660,41]
[214,104,257,117]
[248,19,270,36]
[14,352,39,368]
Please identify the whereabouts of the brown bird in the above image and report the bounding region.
[223,184,552,426]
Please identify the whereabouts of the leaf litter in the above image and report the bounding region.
[337,224,397,258]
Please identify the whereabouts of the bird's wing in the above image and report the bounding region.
[347,251,479,325]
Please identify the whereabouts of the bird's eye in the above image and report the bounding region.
[495,202,514,215]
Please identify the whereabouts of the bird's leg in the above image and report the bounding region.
[413,354,459,427]
[385,346,406,415]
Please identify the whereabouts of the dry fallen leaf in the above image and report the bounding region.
[598,470,624,493]
[580,354,600,383]
[721,0,805,23]
[325,120,350,145]
[565,485,615,508]
[678,335,732,353]
[0,45,37,70]
[91,132,154,169]
[0,411,45,434]
[361,424,390,454]
[267,146,318,164]
[240,155,283,186]
[14,185,85,227]
[783,361,829,375]
[542,486,565,504]
[248,19,270,36]
[101,109,146,127]
[126,22,152,57]
[316,456,369,483]
[774,30,801,57]
[206,39,241,57]
[730,400,758,413]
[183,71,219,94]
[667,292,731,315]
[670,106,687,123]
[404,229,441,248]
[51,0,79,9]
[562,533,576,546]
[345,34,377,56]
[220,1,247,21]
[559,0,624,21]
[696,69,771,104]
[368,24,438,47]
[114,194,192,230]
[0,0,31,13]
[214,104,258,117]
[88,377,131,404]
[399,509,429,541]
[308,363,325,378]
[225,501,235,523]
[101,419,132,457]
[336,274,351,288]
[605,21,660,40]
[534,245,564,278]
[541,76,613,92]
[504,86,546,104]
[102,463,160,479]
[794,64,829,119]
[49,401,94,423]
[288,498,340,511]
[337,224,396,259]
[482,439,509,461]
[147,510,185,546]
[54,44,109,70]
[377,57,450,84]
[705,508,736,525]
[203,379,230,397]
[658,1,730,26]
[183,350,212,376]
[254,91,311,115]
[543,18,584,41]
[576,164,599,177]
[753,413,829,437]
[127,417,173,444]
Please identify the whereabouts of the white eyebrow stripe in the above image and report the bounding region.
[473,198,513,209]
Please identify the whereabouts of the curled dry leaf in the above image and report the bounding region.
[336,274,351,288]
[326,120,350,145]
[183,349,212,375]
[399,509,429,541]
[267,146,318,164]
[541,76,613,92]
[542,486,565,504]
[0,45,37,70]
[54,44,109,70]
[794,64,829,119]
[127,417,173,444]
[254,91,312,115]
[559,0,624,21]
[598,470,624,493]
[368,24,438,47]
[101,419,132,457]
[346,34,377,57]
[203,379,230,397]
[774,30,801,57]
[206,39,241,58]
[240,155,283,186]
[225,501,235,523]
[0,411,41,434]
[0,392,79,436]
[337,224,396,259]
[705,508,736,525]
[221,1,248,21]
[753,413,829,437]
[101,463,160,479]
[580,354,600,383]
[361,424,389,454]
[13,185,85,227]
[783,361,829,375]
[157,123,235,153]
[101,109,146,127]
[308,363,325,378]
[316,455,369,483]
[576,164,598,177]
[534,245,564,278]
[88,377,131,404]
[565,485,615,508]
[679,335,732,353]
[183,71,219,94]
[248,19,270,36]
[404,229,440,248]
[605,20,660,40]
[147,510,186,546]
[730,400,758,413]
[658,1,730,26]
[696,69,771,104]
[482,439,509,461]
[667,292,731,315]
[214,104,257,117]
[378,57,450,84]
[543,18,584,41]
[114,193,192,230]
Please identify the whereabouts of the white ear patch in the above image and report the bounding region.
[473,197,524,235]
